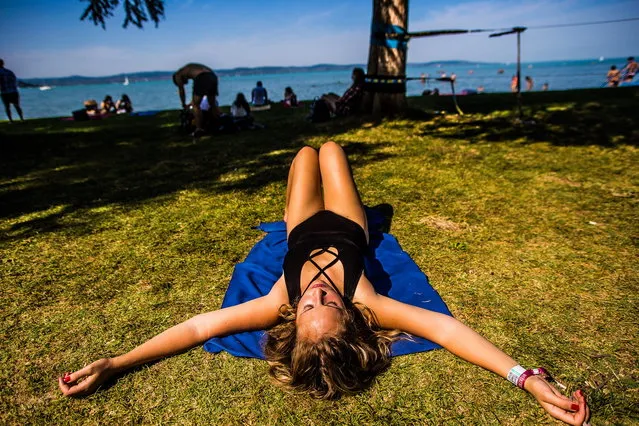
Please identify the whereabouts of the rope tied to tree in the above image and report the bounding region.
[364,74,407,93]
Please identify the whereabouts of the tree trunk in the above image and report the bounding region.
[364,0,409,116]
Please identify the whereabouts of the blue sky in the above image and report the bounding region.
[1,0,637,78]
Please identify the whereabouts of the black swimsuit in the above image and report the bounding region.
[283,211,368,303]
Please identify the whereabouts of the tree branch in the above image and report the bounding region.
[80,0,165,29]
[80,0,120,30]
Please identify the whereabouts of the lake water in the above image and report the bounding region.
[9,58,636,120]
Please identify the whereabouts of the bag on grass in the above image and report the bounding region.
[179,109,195,133]
[307,98,331,123]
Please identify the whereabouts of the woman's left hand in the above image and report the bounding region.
[525,375,590,425]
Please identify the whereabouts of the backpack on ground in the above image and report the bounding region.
[307,98,331,123]
[179,109,195,133]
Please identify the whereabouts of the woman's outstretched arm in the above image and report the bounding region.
[365,290,590,425]
[58,277,286,397]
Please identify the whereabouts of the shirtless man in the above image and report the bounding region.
[173,63,218,137]
[607,66,621,87]
[621,57,638,83]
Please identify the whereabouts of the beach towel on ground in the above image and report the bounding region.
[204,207,453,359]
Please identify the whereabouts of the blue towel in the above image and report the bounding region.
[204,208,452,359]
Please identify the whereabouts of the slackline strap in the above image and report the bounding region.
[365,74,406,93]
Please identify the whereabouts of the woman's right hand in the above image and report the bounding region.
[525,375,590,425]
[58,358,115,397]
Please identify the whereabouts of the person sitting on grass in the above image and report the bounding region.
[230,92,256,130]
[83,99,99,116]
[116,94,133,114]
[283,86,298,107]
[100,95,117,114]
[251,81,269,106]
[321,67,366,117]
[57,142,590,426]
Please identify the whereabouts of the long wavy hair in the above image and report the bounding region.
[264,299,401,399]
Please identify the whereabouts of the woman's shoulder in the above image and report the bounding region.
[267,274,289,305]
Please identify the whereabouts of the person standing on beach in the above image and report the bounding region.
[525,76,534,91]
[607,66,621,87]
[511,75,519,93]
[0,59,24,122]
[621,57,637,82]
[173,63,218,137]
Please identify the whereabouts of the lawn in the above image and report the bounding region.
[1,88,638,425]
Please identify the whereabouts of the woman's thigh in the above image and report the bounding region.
[318,142,368,241]
[285,146,324,236]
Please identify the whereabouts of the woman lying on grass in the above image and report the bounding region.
[58,142,590,425]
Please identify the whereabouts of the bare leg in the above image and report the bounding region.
[318,142,368,241]
[15,96,23,120]
[191,94,204,132]
[3,99,12,122]
[285,147,324,237]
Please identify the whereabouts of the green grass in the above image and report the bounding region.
[2,88,638,425]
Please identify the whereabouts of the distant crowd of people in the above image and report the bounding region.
[172,63,366,137]
[78,94,132,120]
[3,57,638,125]
[419,68,552,97]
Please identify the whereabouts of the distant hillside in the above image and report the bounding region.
[19,61,483,88]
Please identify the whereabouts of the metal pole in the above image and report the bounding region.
[516,31,523,118]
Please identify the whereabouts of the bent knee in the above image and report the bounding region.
[294,146,319,163]
[319,141,346,164]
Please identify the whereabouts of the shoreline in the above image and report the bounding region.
[2,85,637,123]
[18,57,631,86]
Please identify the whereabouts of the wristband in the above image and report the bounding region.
[507,365,526,386]
[517,367,550,389]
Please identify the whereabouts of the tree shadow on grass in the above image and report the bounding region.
[415,88,639,147]
[0,108,392,241]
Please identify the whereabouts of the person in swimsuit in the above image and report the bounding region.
[525,76,534,91]
[607,66,621,87]
[283,87,298,107]
[100,95,117,114]
[621,57,637,83]
[173,63,219,137]
[115,94,133,114]
[56,142,590,425]
[511,75,519,93]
